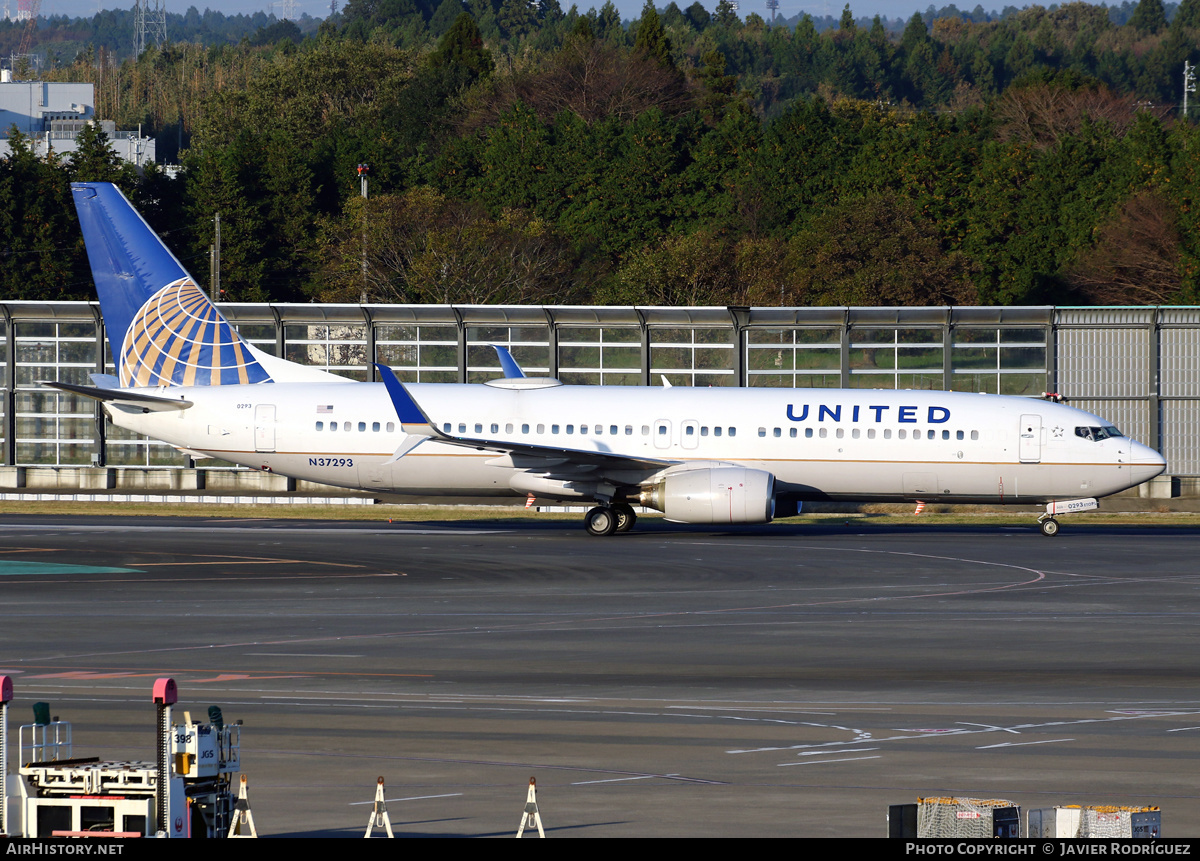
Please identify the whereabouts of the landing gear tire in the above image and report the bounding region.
[1040,517,1060,537]
[585,506,617,536]
[613,503,637,533]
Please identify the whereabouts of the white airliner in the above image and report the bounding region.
[55,182,1166,537]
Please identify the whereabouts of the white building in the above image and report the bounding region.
[0,74,156,166]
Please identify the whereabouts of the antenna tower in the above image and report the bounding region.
[765,0,778,22]
[134,0,167,56]
[280,0,297,19]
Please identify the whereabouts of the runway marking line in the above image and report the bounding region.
[778,756,882,767]
[348,793,463,805]
[3,664,434,679]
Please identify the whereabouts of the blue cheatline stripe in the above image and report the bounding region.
[0,561,141,576]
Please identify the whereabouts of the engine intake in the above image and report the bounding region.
[640,467,776,524]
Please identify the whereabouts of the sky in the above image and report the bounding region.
[24,0,1034,27]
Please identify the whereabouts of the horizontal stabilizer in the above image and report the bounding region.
[39,381,193,412]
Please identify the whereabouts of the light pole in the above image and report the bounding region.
[1184,61,1196,120]
[357,164,369,303]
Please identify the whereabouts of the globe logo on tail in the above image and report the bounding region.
[119,278,272,387]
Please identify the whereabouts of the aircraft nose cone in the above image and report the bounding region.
[1130,442,1167,484]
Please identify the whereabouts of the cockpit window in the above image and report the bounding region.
[1076,426,1124,441]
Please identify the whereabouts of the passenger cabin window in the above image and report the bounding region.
[373,422,381,432]
[316,421,324,431]
[358,422,366,432]
[475,423,483,434]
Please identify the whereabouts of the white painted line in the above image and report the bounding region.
[572,774,677,785]
[245,653,364,658]
[349,793,462,805]
[958,722,1020,734]
[778,756,881,767]
[976,738,1074,749]
[797,748,877,756]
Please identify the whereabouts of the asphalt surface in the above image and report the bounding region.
[1,514,1198,838]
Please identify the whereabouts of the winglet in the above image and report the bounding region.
[492,345,525,379]
[375,364,437,435]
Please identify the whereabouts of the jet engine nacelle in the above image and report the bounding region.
[641,467,776,525]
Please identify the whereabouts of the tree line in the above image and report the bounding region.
[2,1,1199,308]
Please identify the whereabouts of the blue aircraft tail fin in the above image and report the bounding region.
[71,182,271,387]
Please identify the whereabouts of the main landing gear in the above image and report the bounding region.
[584,503,637,536]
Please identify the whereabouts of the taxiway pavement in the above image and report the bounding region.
[1,515,1197,837]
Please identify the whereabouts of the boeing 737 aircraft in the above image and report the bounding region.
[54,182,1166,536]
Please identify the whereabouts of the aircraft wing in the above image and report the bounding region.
[375,364,676,471]
[39,380,193,412]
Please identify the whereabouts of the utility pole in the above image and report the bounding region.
[209,212,221,303]
[1185,61,1197,120]
[358,164,369,304]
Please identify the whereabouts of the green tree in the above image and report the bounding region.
[713,0,739,28]
[69,123,131,185]
[430,12,495,81]
[634,1,673,68]
[1129,0,1168,34]
[1174,0,1200,29]
[497,0,537,40]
